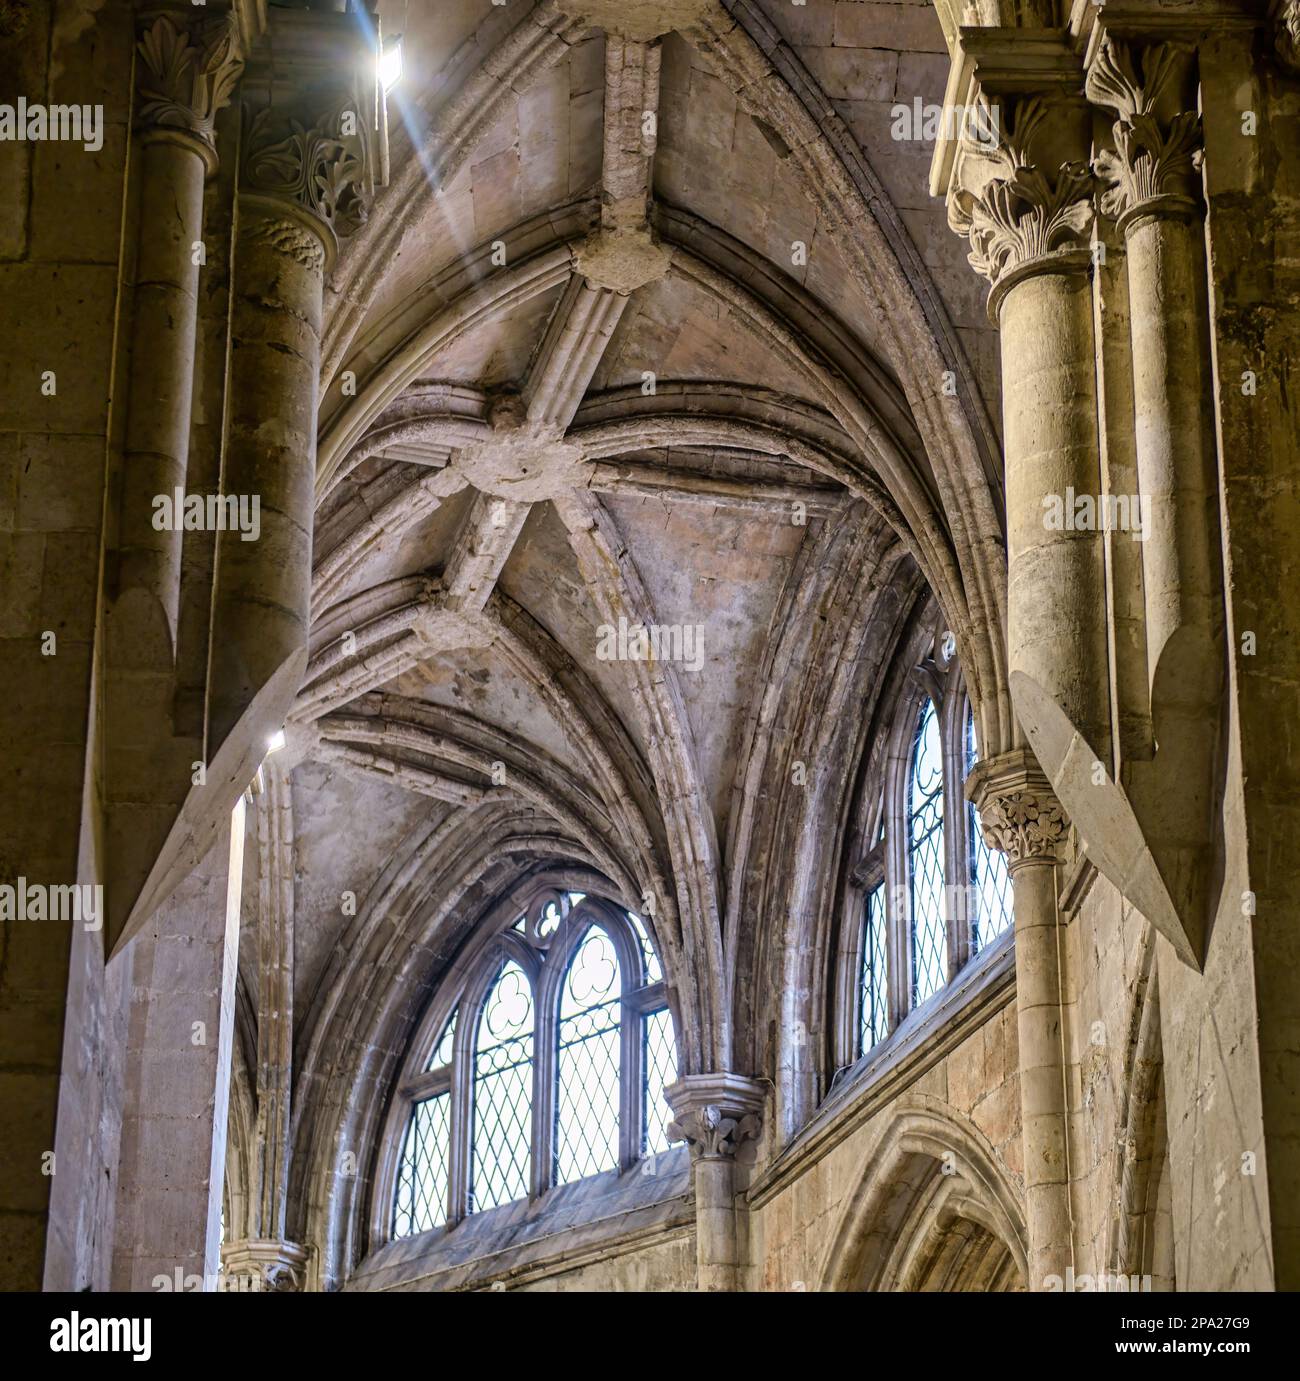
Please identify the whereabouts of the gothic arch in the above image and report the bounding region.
[821,1097,1028,1292]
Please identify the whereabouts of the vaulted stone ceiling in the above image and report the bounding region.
[268,0,1010,1115]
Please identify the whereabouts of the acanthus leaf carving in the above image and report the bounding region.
[957,98,1094,289]
[136,13,244,153]
[1086,37,1202,227]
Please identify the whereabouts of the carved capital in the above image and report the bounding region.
[1277,1,1300,74]
[243,96,374,255]
[1086,37,1201,231]
[950,97,1093,311]
[135,11,244,168]
[966,748,1067,870]
[219,1238,310,1293]
[665,1074,764,1162]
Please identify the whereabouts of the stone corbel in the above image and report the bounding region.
[665,1074,765,1163]
[220,1239,311,1293]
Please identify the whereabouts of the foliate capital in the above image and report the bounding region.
[949,97,1093,314]
[135,11,244,168]
[966,748,1067,870]
[1086,37,1202,231]
[1276,2,1300,74]
[242,94,375,263]
[665,1074,765,1162]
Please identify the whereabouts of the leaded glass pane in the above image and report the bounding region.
[966,708,1013,951]
[643,1006,677,1155]
[860,883,888,1053]
[393,1092,450,1236]
[627,910,663,983]
[471,959,534,1212]
[425,1008,456,1071]
[909,697,948,1006]
[555,926,622,1184]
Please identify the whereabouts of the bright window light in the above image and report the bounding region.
[266,729,286,755]
[379,37,403,93]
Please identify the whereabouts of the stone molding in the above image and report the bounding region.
[1086,36,1202,232]
[965,748,1067,870]
[665,1074,765,1162]
[135,11,245,169]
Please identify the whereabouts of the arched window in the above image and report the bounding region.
[847,629,1016,1067]
[966,706,1013,950]
[908,696,948,1006]
[386,888,677,1240]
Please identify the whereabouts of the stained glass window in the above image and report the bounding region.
[966,707,1013,950]
[471,960,534,1212]
[909,697,948,1006]
[860,883,888,1054]
[555,927,622,1184]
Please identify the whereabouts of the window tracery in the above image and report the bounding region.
[387,887,678,1240]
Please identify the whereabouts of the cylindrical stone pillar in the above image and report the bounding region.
[968,752,1072,1290]
[995,260,1112,762]
[208,198,327,755]
[119,131,210,645]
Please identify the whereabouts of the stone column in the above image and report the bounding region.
[118,11,243,645]
[207,26,377,792]
[112,799,246,1292]
[220,758,309,1290]
[1087,36,1221,952]
[666,1074,764,1292]
[967,751,1071,1290]
[956,97,1111,779]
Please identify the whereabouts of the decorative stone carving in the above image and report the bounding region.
[966,747,1068,871]
[244,98,373,240]
[665,1074,765,1162]
[1277,1,1300,74]
[247,216,327,271]
[956,98,1093,292]
[1086,38,1202,230]
[976,788,1066,867]
[136,12,244,161]
[221,1238,310,1293]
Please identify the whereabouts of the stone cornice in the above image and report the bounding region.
[665,1074,765,1162]
[965,748,1068,869]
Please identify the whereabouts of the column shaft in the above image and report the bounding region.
[1000,267,1111,759]
[208,206,323,753]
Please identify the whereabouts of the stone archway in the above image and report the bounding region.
[821,1098,1027,1292]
